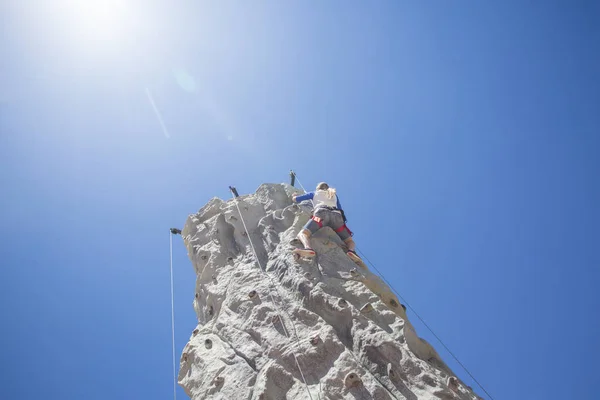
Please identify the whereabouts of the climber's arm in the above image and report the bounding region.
[293,192,314,203]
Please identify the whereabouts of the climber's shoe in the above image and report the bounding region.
[347,250,362,263]
[293,248,316,258]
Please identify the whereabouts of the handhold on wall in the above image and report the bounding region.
[310,335,320,345]
[229,215,237,221]
[389,299,399,308]
[227,256,234,262]
[204,339,213,349]
[214,376,224,386]
[201,254,208,260]
[338,298,348,308]
[304,272,312,279]
[387,363,395,378]
[212,275,217,283]
[182,353,188,362]
[195,293,199,299]
[242,231,248,237]
[344,372,362,388]
[401,304,407,311]
[447,376,459,392]
[271,315,280,324]
[360,303,374,313]
[421,374,437,387]
[192,328,199,336]
[350,268,358,276]
[248,290,258,299]
[208,305,214,317]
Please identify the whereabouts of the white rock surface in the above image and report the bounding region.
[179,183,482,400]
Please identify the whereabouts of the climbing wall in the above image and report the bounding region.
[179,183,483,400]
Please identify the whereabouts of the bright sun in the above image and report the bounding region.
[66,0,130,42]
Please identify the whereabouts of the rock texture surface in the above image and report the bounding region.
[179,183,482,400]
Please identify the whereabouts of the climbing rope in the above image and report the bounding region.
[292,172,496,400]
[181,192,313,399]
[230,189,315,400]
[356,250,495,400]
[169,230,178,400]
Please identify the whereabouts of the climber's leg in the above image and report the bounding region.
[344,237,362,262]
[344,236,356,252]
[297,229,313,252]
[294,215,321,257]
[331,212,362,263]
[293,229,315,257]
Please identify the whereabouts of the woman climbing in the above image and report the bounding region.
[292,182,362,263]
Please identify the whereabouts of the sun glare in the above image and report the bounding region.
[66,0,130,42]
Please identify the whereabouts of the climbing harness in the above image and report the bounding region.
[310,215,323,227]
[309,215,352,237]
[319,205,342,214]
[229,186,315,400]
[335,224,353,237]
[319,205,348,225]
[291,171,496,400]
[295,178,352,236]
[169,228,181,400]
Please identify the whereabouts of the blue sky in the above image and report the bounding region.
[1,1,599,399]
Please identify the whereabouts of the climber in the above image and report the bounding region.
[291,182,362,263]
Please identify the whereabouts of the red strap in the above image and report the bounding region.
[336,224,353,236]
[335,224,347,233]
[311,216,323,228]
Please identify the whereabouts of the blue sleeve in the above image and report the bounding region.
[295,192,314,202]
[336,196,342,210]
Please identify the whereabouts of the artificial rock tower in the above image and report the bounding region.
[178,183,482,400]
